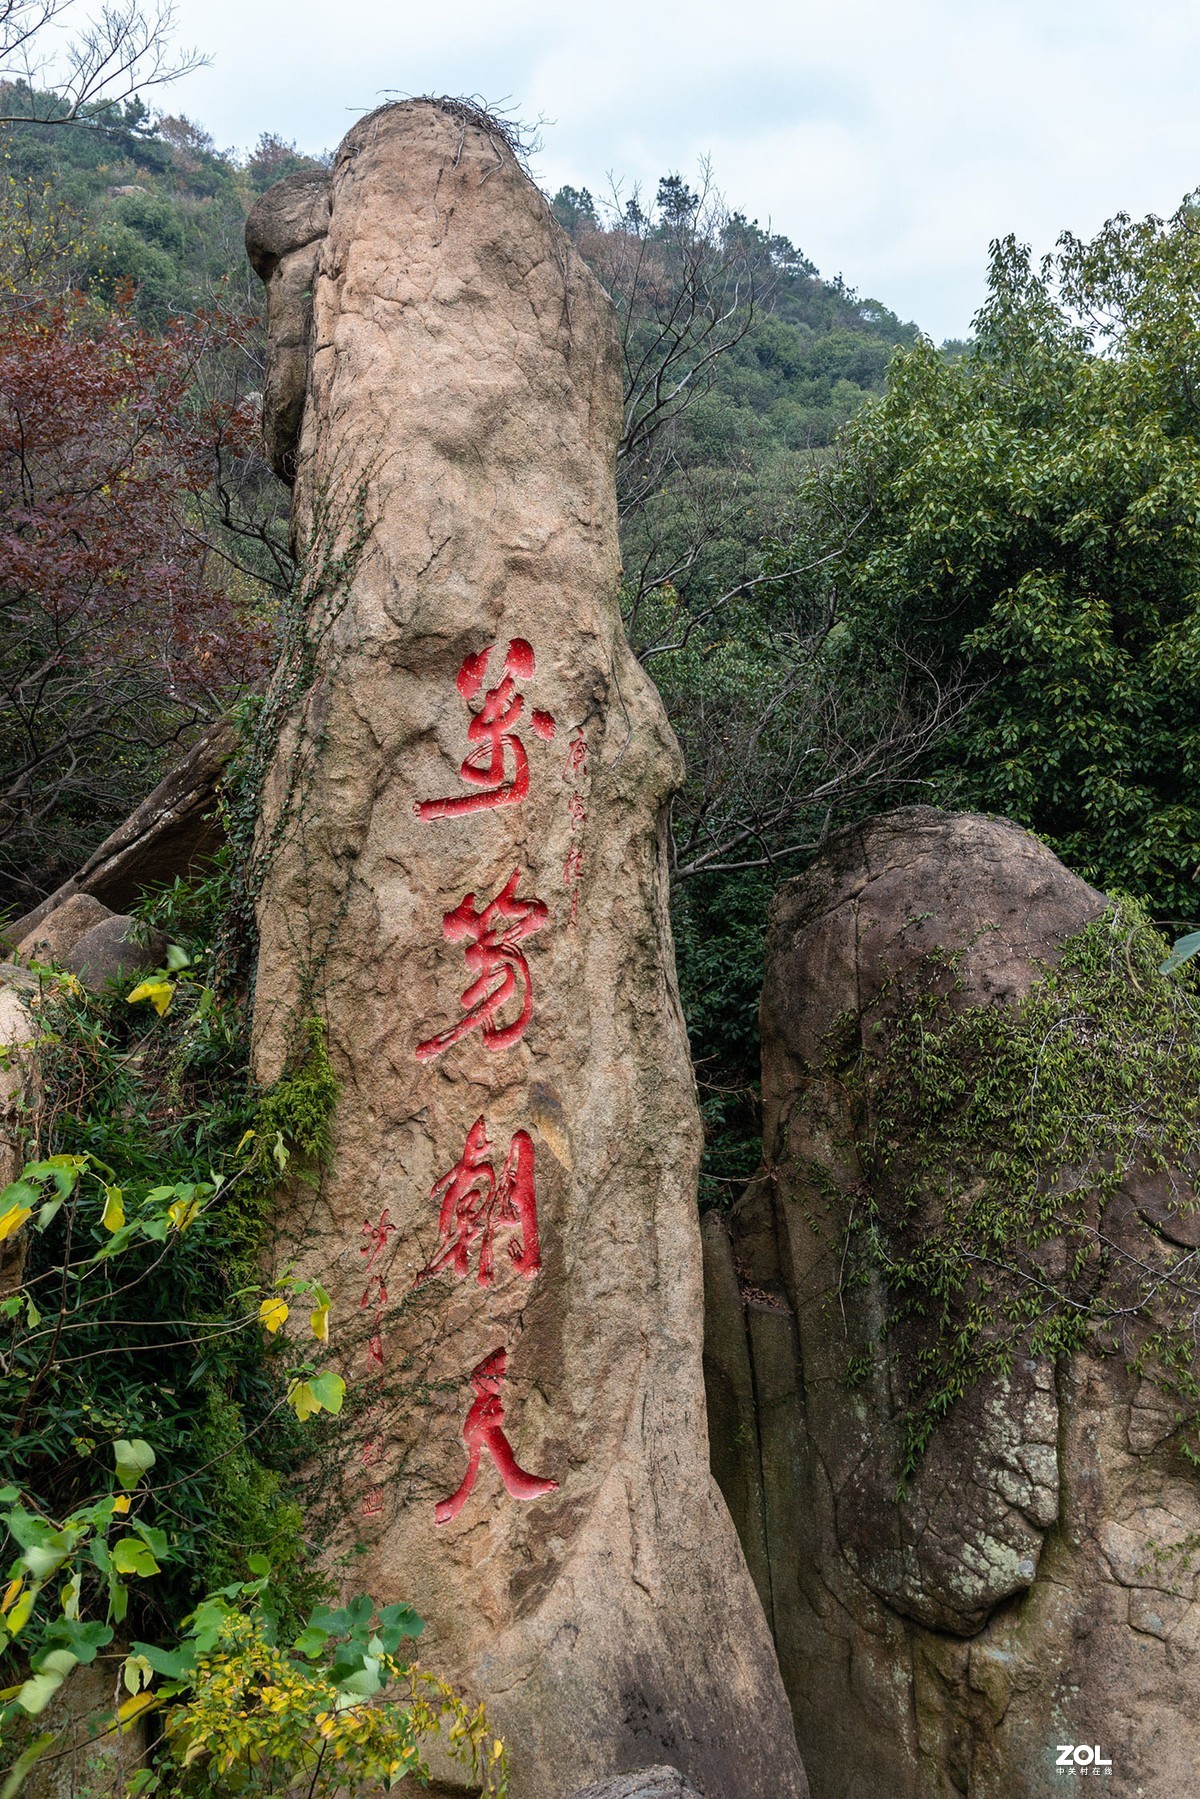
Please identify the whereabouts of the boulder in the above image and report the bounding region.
[247,99,805,1799]
[706,806,1200,1797]
[17,893,113,966]
[61,916,168,995]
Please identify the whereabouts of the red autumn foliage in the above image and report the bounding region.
[0,289,274,901]
[0,290,269,702]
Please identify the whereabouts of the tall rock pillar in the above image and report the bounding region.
[246,101,805,1799]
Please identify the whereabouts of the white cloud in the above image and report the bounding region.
[161,0,1200,339]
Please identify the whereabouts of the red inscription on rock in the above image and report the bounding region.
[416,869,548,1061]
[435,1347,558,1525]
[415,1116,540,1288]
[361,1210,396,1271]
[416,639,554,819]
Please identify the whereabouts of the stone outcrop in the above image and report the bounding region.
[246,101,804,1799]
[244,168,331,483]
[15,896,167,994]
[570,1771,703,1799]
[8,720,234,948]
[16,893,111,966]
[705,806,1200,1798]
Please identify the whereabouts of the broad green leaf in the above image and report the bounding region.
[112,1439,156,1490]
[308,1371,346,1414]
[1161,929,1200,975]
[41,1619,110,1663]
[35,1196,64,1231]
[378,1601,423,1639]
[17,1649,76,1714]
[111,1538,159,1578]
[21,1543,68,1580]
[134,1523,168,1561]
[164,944,190,972]
[292,1624,329,1659]
[122,1652,154,1695]
[130,1641,192,1680]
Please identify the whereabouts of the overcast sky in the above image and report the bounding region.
[161,0,1200,342]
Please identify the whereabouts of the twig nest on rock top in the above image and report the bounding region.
[60,916,169,995]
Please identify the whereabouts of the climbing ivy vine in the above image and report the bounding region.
[839,900,1200,1479]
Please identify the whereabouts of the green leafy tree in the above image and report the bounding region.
[785,199,1200,917]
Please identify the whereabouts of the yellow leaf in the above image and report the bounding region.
[235,1130,256,1154]
[112,1495,131,1515]
[0,1203,31,1242]
[287,1378,316,1421]
[117,1690,159,1732]
[1,1578,23,1615]
[7,1586,35,1634]
[259,1296,289,1335]
[101,1187,124,1232]
[309,1302,329,1342]
[126,979,174,1017]
[167,1197,200,1231]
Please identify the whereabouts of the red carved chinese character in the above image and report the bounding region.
[564,727,588,781]
[416,869,548,1062]
[361,1488,384,1518]
[361,1210,396,1273]
[365,1333,384,1373]
[362,1437,383,1467]
[416,639,555,819]
[435,1347,558,1526]
[415,1117,540,1288]
[562,843,584,886]
[359,1274,388,1311]
[567,790,587,829]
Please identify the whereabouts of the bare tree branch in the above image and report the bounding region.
[0,0,206,127]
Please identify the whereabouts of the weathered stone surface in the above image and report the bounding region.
[8,719,234,947]
[705,806,1200,1796]
[61,916,168,994]
[249,100,804,1799]
[245,169,331,482]
[570,1769,703,1799]
[0,982,38,1291]
[17,893,113,966]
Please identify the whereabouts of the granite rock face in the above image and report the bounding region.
[16,893,112,966]
[705,807,1200,1797]
[246,100,804,1799]
[570,1769,704,1799]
